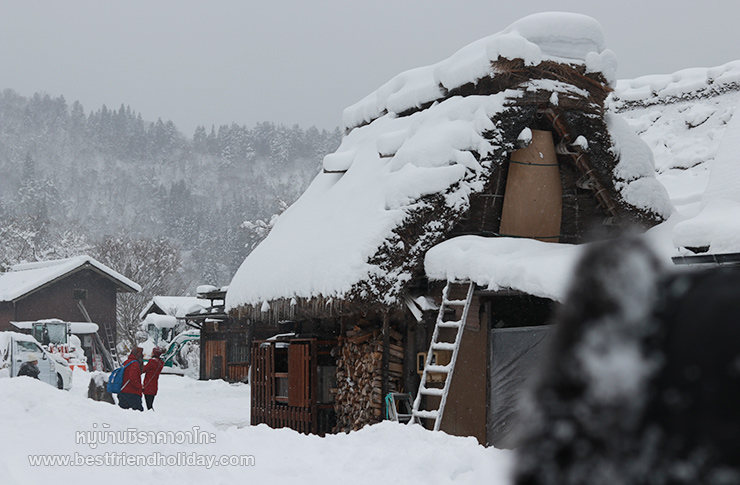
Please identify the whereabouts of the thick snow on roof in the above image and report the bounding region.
[0,256,141,302]
[342,12,616,131]
[139,296,207,320]
[227,13,670,311]
[423,223,676,303]
[142,313,178,329]
[0,330,41,350]
[614,61,740,253]
[605,112,673,218]
[672,106,740,252]
[425,237,584,302]
[614,60,740,107]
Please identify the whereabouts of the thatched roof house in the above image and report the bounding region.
[227,12,670,321]
[225,12,678,442]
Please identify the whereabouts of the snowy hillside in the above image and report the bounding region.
[0,90,342,284]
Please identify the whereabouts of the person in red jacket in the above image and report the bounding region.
[143,347,165,410]
[118,347,144,411]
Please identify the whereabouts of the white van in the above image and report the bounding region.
[0,331,73,390]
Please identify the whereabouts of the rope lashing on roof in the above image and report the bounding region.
[480,230,562,240]
[509,160,559,167]
[542,109,619,218]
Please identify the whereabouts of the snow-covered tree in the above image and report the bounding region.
[242,198,289,249]
[93,235,187,354]
[0,216,92,272]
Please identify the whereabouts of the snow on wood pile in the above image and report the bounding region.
[226,12,670,317]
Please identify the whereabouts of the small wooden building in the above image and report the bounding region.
[182,286,251,382]
[0,256,141,361]
[226,13,672,443]
[251,337,337,435]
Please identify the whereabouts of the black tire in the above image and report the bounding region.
[57,374,64,390]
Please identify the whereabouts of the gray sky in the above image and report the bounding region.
[1,1,738,136]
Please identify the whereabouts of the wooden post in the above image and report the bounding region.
[245,318,253,366]
[405,316,417,400]
[381,313,390,420]
[199,329,207,381]
[310,339,318,435]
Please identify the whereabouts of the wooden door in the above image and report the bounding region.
[288,341,311,408]
[204,340,226,380]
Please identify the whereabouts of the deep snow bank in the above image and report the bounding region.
[1,374,512,484]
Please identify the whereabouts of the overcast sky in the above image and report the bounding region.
[1,1,739,136]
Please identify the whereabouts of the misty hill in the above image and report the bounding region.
[0,89,342,286]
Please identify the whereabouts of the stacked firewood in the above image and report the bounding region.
[333,322,404,432]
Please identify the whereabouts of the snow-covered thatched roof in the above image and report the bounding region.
[227,13,671,316]
[0,255,141,302]
[613,61,740,254]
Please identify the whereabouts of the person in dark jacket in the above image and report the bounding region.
[18,353,40,379]
[143,347,165,410]
[118,347,144,411]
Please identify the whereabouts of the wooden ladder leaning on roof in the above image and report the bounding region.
[410,280,475,431]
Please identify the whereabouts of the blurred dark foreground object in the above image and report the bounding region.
[513,237,740,485]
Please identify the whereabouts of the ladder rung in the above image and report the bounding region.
[413,410,439,420]
[437,320,462,328]
[443,299,467,307]
[431,342,456,351]
[420,387,444,397]
[425,364,450,374]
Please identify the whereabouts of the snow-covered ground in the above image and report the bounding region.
[1,372,512,484]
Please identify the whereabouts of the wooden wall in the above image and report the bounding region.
[200,323,250,382]
[0,269,118,343]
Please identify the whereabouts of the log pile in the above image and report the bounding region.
[333,322,404,432]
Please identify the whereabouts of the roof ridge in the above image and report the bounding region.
[10,255,88,272]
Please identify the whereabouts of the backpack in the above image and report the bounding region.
[106,361,134,394]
